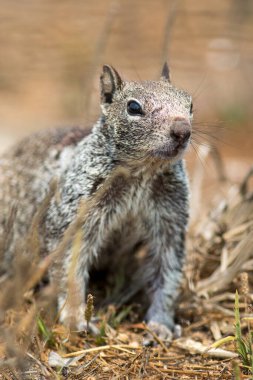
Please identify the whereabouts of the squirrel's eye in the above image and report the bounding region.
[127,100,143,116]
[190,102,193,115]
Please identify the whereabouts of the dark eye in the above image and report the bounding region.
[127,100,143,116]
[190,102,193,115]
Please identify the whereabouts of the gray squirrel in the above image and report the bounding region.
[0,63,192,342]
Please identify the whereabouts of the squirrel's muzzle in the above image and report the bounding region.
[170,117,191,145]
[148,118,191,160]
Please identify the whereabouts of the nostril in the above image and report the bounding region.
[170,129,178,140]
[183,130,191,142]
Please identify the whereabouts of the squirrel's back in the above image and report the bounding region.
[0,126,89,243]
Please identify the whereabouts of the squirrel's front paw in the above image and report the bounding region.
[143,321,173,346]
[143,321,182,346]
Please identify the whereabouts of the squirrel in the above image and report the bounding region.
[0,63,192,342]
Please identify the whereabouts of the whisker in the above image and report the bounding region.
[190,141,209,171]
[191,73,208,99]
[192,77,212,103]
[192,131,222,144]
[191,137,214,150]
[193,126,227,134]
[192,129,233,148]
[193,121,228,130]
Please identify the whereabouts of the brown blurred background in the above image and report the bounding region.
[0,0,252,187]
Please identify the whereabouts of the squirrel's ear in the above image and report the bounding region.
[161,62,171,83]
[100,65,122,105]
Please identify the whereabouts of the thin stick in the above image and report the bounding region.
[160,0,181,68]
[62,344,140,358]
[143,323,170,352]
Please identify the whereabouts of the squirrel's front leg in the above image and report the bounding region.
[143,205,188,344]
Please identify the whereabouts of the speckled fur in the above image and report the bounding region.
[0,65,192,339]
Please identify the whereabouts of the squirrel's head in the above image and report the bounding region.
[100,63,192,163]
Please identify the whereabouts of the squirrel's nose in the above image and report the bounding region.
[170,118,191,144]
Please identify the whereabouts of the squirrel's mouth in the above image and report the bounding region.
[150,141,189,160]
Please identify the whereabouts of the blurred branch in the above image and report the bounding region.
[84,0,120,117]
[160,0,181,70]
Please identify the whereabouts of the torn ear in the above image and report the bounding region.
[161,62,171,83]
[100,65,122,105]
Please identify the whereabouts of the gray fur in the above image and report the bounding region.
[0,64,192,340]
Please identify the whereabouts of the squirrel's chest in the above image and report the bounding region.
[104,174,153,228]
[98,179,152,255]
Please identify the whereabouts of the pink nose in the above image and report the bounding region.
[170,117,191,144]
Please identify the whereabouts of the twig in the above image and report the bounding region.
[160,0,181,68]
[84,0,120,116]
[62,344,140,358]
[143,323,170,352]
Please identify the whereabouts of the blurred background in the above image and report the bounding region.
[0,0,252,192]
